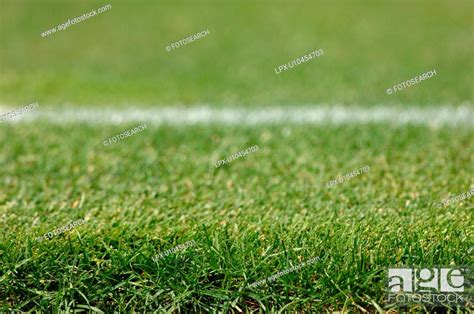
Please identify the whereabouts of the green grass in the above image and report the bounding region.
[0,123,472,312]
[1,0,473,311]
[0,0,473,106]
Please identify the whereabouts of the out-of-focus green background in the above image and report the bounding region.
[0,0,472,106]
[1,1,473,312]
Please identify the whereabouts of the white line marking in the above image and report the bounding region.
[1,105,473,127]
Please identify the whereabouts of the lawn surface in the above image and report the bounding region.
[0,0,473,312]
[0,123,472,312]
[0,0,472,106]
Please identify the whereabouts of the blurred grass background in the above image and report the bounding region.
[1,0,474,311]
[0,0,473,106]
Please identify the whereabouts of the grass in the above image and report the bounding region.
[1,0,473,312]
[0,123,472,312]
[0,0,472,106]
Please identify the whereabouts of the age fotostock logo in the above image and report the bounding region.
[387,267,472,306]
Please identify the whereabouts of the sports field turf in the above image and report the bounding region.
[0,0,472,106]
[0,0,473,312]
